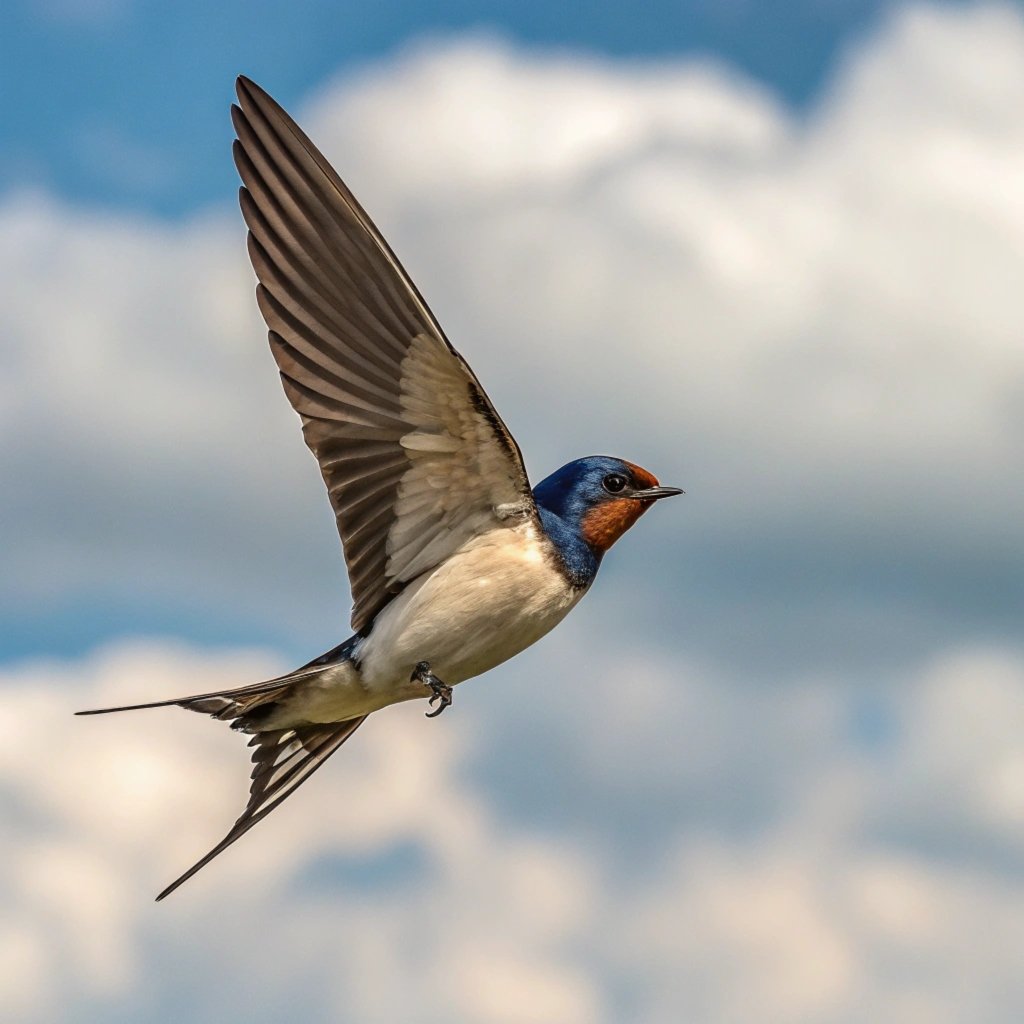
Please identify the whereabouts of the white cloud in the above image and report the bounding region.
[3,4,1024,663]
[6,5,1024,1020]
[4,639,1024,1021]
[0,642,603,1023]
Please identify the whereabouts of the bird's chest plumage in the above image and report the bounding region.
[358,521,586,695]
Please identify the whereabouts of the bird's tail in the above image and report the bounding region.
[76,668,301,731]
[75,637,360,730]
[75,643,368,899]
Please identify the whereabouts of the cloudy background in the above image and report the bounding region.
[4,1,1024,1021]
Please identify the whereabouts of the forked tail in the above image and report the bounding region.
[76,652,367,899]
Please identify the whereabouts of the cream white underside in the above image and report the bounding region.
[275,521,585,726]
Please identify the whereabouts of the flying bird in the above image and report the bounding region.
[78,77,683,900]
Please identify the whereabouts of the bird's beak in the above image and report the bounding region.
[628,485,685,501]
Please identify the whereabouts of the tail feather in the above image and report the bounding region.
[75,638,369,900]
[155,715,367,901]
[74,662,334,722]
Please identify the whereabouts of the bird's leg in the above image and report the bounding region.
[411,661,453,718]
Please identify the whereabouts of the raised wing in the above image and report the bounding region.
[232,77,536,632]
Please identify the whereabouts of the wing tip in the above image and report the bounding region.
[235,74,257,101]
[235,75,283,119]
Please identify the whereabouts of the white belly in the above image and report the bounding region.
[359,521,584,697]
[274,522,586,726]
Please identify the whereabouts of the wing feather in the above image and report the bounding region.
[234,76,536,631]
[250,245,404,385]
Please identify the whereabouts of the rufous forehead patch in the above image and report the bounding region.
[580,498,647,553]
[623,461,659,490]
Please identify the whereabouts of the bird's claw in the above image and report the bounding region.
[425,686,452,718]
[411,660,453,718]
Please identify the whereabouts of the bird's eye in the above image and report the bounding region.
[602,473,628,494]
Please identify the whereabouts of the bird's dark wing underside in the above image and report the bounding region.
[232,76,536,632]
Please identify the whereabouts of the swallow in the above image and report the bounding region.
[77,77,683,900]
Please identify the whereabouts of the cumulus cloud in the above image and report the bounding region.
[0,643,601,1023]
[5,4,1024,1021]
[3,3,1023,667]
[4,639,1024,1022]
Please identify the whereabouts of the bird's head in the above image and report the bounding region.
[533,456,683,554]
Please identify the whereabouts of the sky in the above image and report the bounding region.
[3,1,1024,1022]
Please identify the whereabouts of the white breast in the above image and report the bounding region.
[358,520,586,700]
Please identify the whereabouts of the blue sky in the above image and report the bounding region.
[3,0,1019,667]
[4,2,1024,1022]
[6,0,901,217]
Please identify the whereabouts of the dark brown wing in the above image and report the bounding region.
[155,716,366,901]
[232,76,536,633]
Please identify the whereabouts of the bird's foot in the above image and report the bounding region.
[411,661,453,718]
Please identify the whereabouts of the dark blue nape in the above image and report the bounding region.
[535,505,600,588]
[533,456,633,588]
